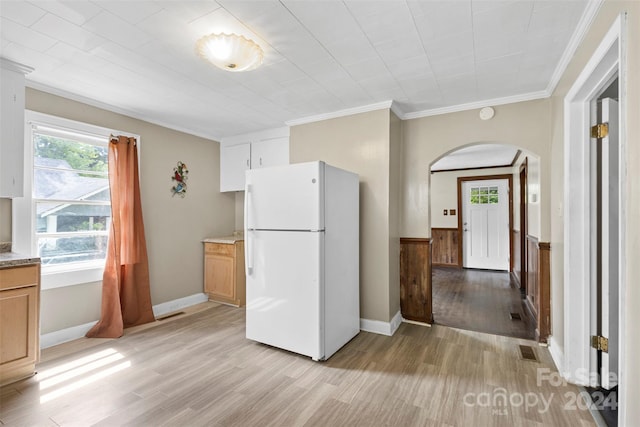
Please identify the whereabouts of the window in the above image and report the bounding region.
[14,111,138,289]
[470,186,499,204]
[34,130,110,267]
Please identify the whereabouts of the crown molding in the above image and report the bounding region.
[390,101,406,119]
[401,90,549,120]
[25,81,222,143]
[1,57,34,74]
[221,126,290,146]
[546,0,604,96]
[285,100,393,127]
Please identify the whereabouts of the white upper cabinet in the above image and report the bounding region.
[220,128,289,192]
[220,143,251,192]
[250,137,289,170]
[1,59,33,198]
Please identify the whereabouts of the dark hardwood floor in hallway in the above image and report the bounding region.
[432,267,536,340]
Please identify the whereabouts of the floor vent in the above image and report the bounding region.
[510,312,522,321]
[519,345,538,362]
[157,311,185,321]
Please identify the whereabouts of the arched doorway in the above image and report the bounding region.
[428,143,541,340]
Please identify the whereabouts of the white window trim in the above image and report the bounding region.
[14,111,140,290]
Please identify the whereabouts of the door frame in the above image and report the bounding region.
[562,13,626,423]
[457,174,513,271]
[519,158,528,295]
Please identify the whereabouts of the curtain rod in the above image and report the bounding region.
[110,134,137,145]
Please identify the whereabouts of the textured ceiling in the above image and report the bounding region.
[1,0,595,141]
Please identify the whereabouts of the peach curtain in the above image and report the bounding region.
[86,136,155,338]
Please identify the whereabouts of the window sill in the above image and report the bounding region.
[41,262,104,290]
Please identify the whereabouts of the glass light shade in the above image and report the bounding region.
[196,33,264,72]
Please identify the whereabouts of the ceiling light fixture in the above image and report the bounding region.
[196,33,264,72]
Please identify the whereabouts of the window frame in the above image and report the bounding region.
[14,111,140,290]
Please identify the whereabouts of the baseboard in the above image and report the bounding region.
[402,318,432,327]
[40,293,209,349]
[152,293,208,318]
[40,321,95,349]
[360,310,402,336]
[548,335,564,373]
[510,271,521,288]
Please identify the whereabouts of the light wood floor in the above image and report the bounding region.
[1,302,595,426]
[433,267,536,340]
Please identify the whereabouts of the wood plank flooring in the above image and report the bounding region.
[0,302,594,426]
[432,267,536,340]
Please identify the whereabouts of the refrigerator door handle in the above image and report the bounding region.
[245,184,253,275]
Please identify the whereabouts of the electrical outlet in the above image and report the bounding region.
[450,209,456,215]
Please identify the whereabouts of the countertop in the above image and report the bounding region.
[202,236,244,244]
[0,252,41,269]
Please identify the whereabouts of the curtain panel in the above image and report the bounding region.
[86,136,154,338]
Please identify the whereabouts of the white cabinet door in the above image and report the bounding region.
[0,64,27,198]
[250,137,289,169]
[220,143,250,192]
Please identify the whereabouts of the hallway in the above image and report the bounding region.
[432,267,536,340]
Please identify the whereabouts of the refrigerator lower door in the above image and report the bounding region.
[245,230,324,360]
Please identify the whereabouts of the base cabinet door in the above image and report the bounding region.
[203,242,245,306]
[0,264,40,386]
[205,254,235,301]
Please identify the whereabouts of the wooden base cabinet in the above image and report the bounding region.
[0,263,40,386]
[204,241,245,307]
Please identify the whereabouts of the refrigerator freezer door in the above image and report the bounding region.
[245,162,324,231]
[245,230,323,360]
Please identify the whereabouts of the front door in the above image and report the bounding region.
[462,179,509,270]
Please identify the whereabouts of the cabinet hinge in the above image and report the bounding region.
[590,123,609,139]
[591,335,609,353]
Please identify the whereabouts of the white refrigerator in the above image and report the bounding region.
[244,161,359,361]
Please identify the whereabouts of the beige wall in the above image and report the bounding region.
[430,166,513,229]
[548,1,640,423]
[25,88,235,334]
[290,109,396,323]
[400,98,552,240]
[234,192,244,231]
[0,198,10,242]
[388,111,402,319]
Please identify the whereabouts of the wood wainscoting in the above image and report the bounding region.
[525,235,551,343]
[431,228,460,267]
[512,229,522,288]
[400,238,433,324]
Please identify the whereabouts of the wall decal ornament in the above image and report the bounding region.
[171,161,188,197]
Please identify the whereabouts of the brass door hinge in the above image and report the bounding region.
[591,335,609,353]
[591,123,609,139]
